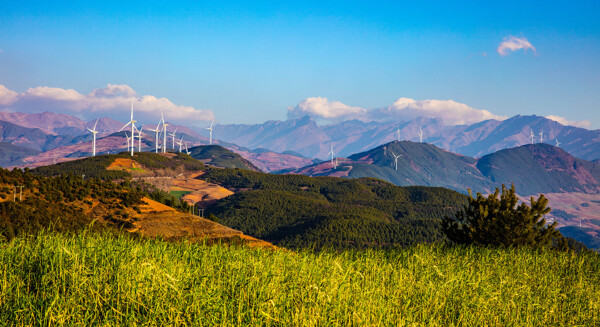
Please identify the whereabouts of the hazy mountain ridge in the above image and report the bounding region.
[215,115,600,161]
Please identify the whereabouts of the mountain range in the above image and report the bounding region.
[214,115,600,161]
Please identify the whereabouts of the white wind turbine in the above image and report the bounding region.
[418,126,424,143]
[160,109,169,153]
[391,151,403,171]
[170,127,178,149]
[124,132,131,151]
[148,121,162,153]
[184,143,191,155]
[136,125,144,152]
[396,125,401,142]
[539,130,544,143]
[328,144,336,168]
[207,121,214,145]
[86,118,99,157]
[119,99,137,156]
[529,130,535,144]
[555,138,561,147]
[177,135,184,152]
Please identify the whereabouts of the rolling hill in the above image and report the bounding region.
[199,166,469,249]
[187,145,262,171]
[0,142,40,166]
[476,144,600,195]
[287,141,600,196]
[284,141,600,249]
[6,153,271,247]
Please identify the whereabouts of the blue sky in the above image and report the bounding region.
[0,1,599,128]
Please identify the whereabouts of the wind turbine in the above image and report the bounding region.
[391,151,403,171]
[170,127,178,149]
[136,125,144,152]
[328,144,336,168]
[555,138,561,147]
[119,99,137,156]
[148,121,162,153]
[86,118,99,157]
[177,135,184,152]
[207,121,214,145]
[418,126,424,143]
[184,143,191,155]
[529,130,535,144]
[160,109,169,153]
[124,132,131,151]
[539,130,544,143]
[396,125,401,142]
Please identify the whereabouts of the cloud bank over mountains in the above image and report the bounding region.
[0,84,214,124]
[288,97,507,125]
[545,115,591,128]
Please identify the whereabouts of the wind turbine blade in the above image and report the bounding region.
[119,122,131,132]
[93,118,99,130]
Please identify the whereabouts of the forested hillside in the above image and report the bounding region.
[0,167,145,241]
[202,168,468,249]
[188,145,261,171]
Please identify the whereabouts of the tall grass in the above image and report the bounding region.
[1,231,599,326]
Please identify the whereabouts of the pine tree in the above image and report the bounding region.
[442,184,564,248]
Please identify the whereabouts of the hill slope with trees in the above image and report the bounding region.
[201,167,468,249]
[187,145,261,171]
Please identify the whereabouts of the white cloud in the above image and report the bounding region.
[288,96,507,125]
[0,85,18,106]
[497,36,536,56]
[0,84,214,124]
[545,115,591,128]
[374,98,507,125]
[287,97,368,121]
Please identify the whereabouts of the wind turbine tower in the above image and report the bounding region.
[148,121,162,153]
[119,99,137,156]
[529,130,535,144]
[160,109,169,153]
[328,144,336,168]
[418,126,424,143]
[86,118,99,157]
[177,135,184,152]
[125,132,131,151]
[171,128,178,149]
[136,126,144,152]
[391,151,403,171]
[207,121,214,145]
[539,130,544,143]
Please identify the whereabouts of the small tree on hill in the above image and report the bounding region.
[442,184,563,248]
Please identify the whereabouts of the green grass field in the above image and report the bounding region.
[169,190,193,199]
[1,231,599,326]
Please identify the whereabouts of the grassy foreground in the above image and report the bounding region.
[1,232,599,326]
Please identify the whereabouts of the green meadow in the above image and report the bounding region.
[1,231,598,326]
